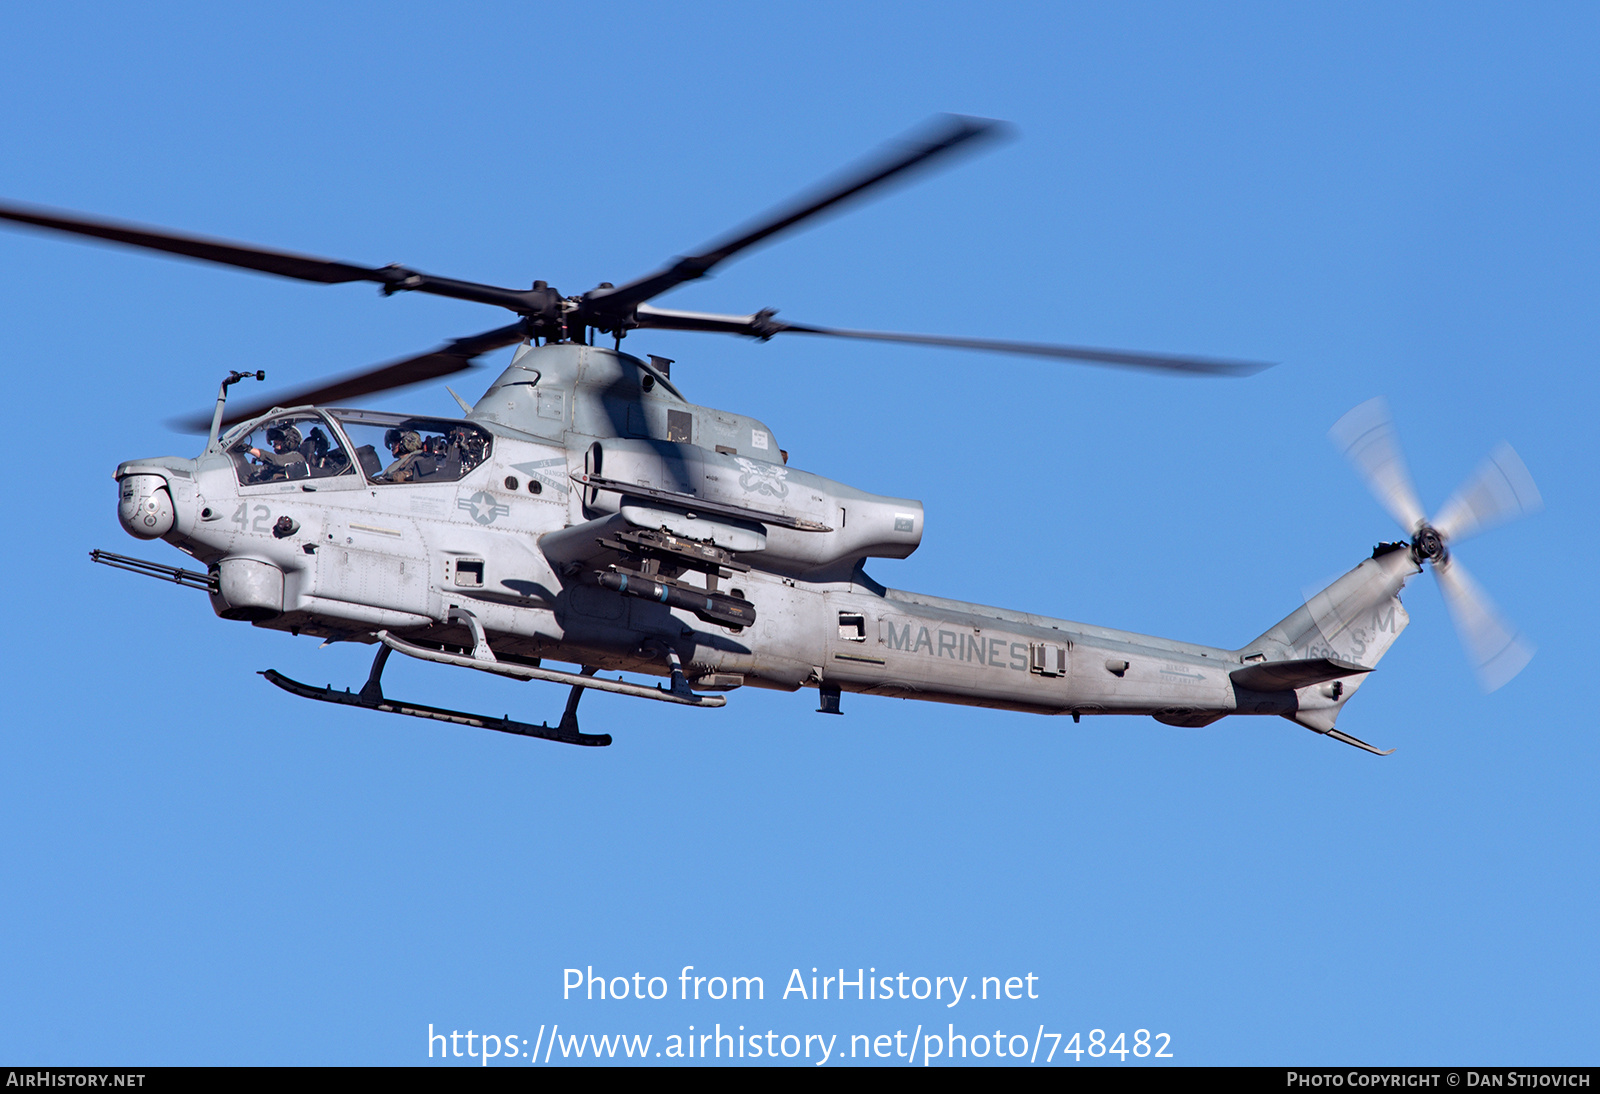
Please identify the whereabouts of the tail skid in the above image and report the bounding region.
[1325,727,1396,757]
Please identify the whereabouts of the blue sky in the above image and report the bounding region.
[1,2,1595,1066]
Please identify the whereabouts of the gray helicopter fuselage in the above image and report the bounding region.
[21,113,1516,751]
[114,343,1411,731]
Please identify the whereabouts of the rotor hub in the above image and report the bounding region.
[1411,523,1449,567]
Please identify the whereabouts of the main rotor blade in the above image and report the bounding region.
[1329,398,1428,535]
[171,321,530,432]
[0,200,547,313]
[1433,557,1534,692]
[631,305,1271,374]
[779,323,1270,375]
[1432,442,1543,545]
[0,199,390,283]
[591,115,1010,313]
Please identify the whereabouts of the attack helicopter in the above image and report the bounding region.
[2,116,1541,753]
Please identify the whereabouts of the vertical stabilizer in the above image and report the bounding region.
[1243,544,1420,737]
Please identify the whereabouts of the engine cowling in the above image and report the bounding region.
[581,439,922,575]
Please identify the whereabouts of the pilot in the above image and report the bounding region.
[301,426,328,470]
[422,434,460,478]
[301,426,347,476]
[451,427,487,472]
[248,424,307,481]
[381,428,431,482]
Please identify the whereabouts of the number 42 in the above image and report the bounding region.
[231,503,272,534]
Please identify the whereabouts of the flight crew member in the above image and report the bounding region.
[247,424,308,481]
[381,428,434,482]
[450,427,488,473]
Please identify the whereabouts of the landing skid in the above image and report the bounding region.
[261,645,612,747]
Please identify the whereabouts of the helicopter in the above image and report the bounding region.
[1,116,1541,754]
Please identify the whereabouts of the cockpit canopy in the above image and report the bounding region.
[228,412,352,485]
[330,410,492,485]
[227,409,492,487]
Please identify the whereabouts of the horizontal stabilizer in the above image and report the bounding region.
[1231,656,1372,692]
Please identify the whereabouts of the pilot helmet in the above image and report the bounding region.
[396,430,422,454]
[267,424,302,452]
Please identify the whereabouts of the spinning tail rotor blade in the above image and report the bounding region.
[631,305,1271,375]
[1433,557,1534,692]
[1432,442,1543,545]
[1329,397,1428,534]
[1328,399,1539,691]
[171,321,530,432]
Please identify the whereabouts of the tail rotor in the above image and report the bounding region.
[1329,398,1541,692]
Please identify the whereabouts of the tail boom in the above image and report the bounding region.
[790,545,1417,747]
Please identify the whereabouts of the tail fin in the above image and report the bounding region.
[1240,544,1421,746]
